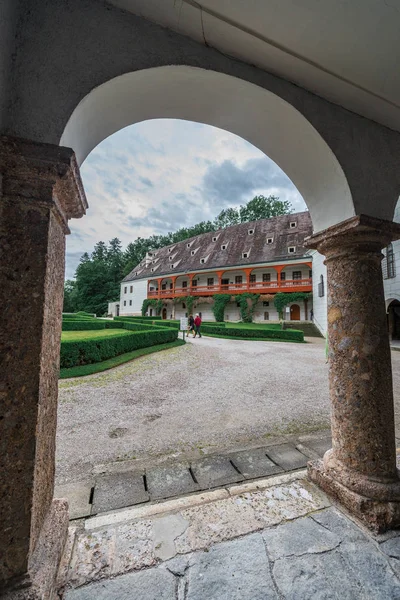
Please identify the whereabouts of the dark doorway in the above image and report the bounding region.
[162,307,167,320]
[387,300,400,339]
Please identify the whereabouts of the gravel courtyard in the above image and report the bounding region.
[55,336,400,485]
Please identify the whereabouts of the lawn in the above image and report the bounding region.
[61,329,130,341]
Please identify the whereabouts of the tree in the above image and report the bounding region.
[213,207,241,229]
[239,195,293,222]
[63,280,77,313]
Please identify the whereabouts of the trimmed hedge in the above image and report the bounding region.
[201,324,304,342]
[62,314,96,321]
[62,320,106,331]
[60,328,178,368]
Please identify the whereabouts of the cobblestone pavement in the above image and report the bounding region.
[56,336,332,485]
[61,472,400,600]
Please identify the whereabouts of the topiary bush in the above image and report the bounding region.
[201,324,304,342]
[62,320,106,331]
[60,328,178,368]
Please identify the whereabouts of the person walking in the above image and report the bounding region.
[188,314,195,337]
[194,313,202,338]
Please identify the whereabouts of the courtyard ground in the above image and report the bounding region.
[56,336,400,486]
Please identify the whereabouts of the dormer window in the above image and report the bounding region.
[169,256,173,261]
[221,244,228,250]
[288,246,296,253]
[248,229,254,235]
[151,268,154,272]
[171,264,175,269]
[200,258,206,264]
[191,250,196,256]
[187,240,195,248]
[290,222,297,228]
[242,252,250,259]
[267,237,273,244]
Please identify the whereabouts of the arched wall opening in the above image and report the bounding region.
[60,66,354,234]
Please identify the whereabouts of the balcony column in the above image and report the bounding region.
[305,215,400,532]
[243,268,252,291]
[216,271,224,292]
[157,278,162,298]
[0,136,87,596]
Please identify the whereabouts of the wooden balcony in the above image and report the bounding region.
[148,278,313,299]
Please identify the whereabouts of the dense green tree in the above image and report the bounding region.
[238,195,292,222]
[63,280,78,312]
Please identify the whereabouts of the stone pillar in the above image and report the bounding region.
[0,137,87,596]
[305,215,400,532]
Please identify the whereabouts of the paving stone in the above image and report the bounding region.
[380,535,400,559]
[92,472,149,514]
[146,463,200,500]
[54,481,93,520]
[230,448,284,479]
[112,520,156,574]
[185,533,278,600]
[191,455,244,489]
[65,566,176,600]
[265,443,308,470]
[311,507,367,543]
[298,433,332,457]
[263,515,341,560]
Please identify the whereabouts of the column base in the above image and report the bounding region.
[0,500,69,600]
[308,460,400,533]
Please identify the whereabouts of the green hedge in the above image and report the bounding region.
[62,314,96,321]
[60,328,178,368]
[104,321,125,329]
[201,324,304,342]
[62,320,106,331]
[115,316,162,321]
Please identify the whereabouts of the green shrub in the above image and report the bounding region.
[60,328,178,368]
[62,314,96,321]
[201,324,304,342]
[62,320,106,331]
[104,321,125,329]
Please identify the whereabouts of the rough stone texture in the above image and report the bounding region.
[91,473,148,514]
[54,482,93,520]
[152,514,189,560]
[146,464,200,500]
[191,456,244,489]
[265,443,308,470]
[185,534,278,600]
[0,136,86,592]
[306,215,400,531]
[298,432,332,458]
[230,448,283,479]
[65,567,177,600]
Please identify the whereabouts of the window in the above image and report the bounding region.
[242,252,249,259]
[280,272,286,281]
[200,258,206,264]
[292,271,302,280]
[212,236,217,242]
[130,285,133,293]
[162,284,166,290]
[318,274,325,297]
[262,273,271,282]
[221,244,227,250]
[168,248,173,253]
[192,280,197,287]
[149,308,153,316]
[129,300,132,306]
[169,256,173,261]
[191,250,196,256]
[309,270,313,279]
[250,274,256,283]
[388,244,395,278]
[248,229,254,235]
[288,246,296,253]
[207,277,214,286]
[182,281,188,288]
[264,312,269,320]
[236,302,241,307]
[124,286,127,294]
[263,301,269,307]
[124,300,126,306]
[221,278,229,285]
[235,276,243,284]
[135,272,138,276]
[170,283,173,289]
[182,303,186,309]
[290,221,297,228]
[267,238,273,244]
[171,264,175,269]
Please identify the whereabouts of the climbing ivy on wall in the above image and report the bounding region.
[141,298,163,316]
[173,296,196,315]
[212,294,232,322]
[273,292,312,319]
[235,293,260,323]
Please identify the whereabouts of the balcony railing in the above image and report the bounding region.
[148,278,312,298]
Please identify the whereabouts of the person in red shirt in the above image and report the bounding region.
[193,313,202,338]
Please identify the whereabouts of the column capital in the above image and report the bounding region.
[0,136,88,228]
[305,214,400,256]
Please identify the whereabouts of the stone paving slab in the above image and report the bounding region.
[54,481,93,520]
[265,443,309,470]
[191,455,244,489]
[298,432,332,457]
[230,447,284,479]
[91,472,149,514]
[146,463,200,500]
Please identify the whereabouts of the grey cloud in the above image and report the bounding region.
[139,176,154,187]
[202,157,299,208]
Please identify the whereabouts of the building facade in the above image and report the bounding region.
[120,212,314,323]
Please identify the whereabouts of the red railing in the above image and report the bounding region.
[148,278,312,298]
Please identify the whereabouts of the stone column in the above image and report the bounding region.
[305,215,400,532]
[0,137,87,597]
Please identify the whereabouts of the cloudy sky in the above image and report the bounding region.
[66,119,306,278]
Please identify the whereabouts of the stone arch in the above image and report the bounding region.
[60,66,353,233]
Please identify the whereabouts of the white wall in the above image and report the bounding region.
[383,199,400,305]
[310,250,327,336]
[107,301,119,317]
[120,279,148,316]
